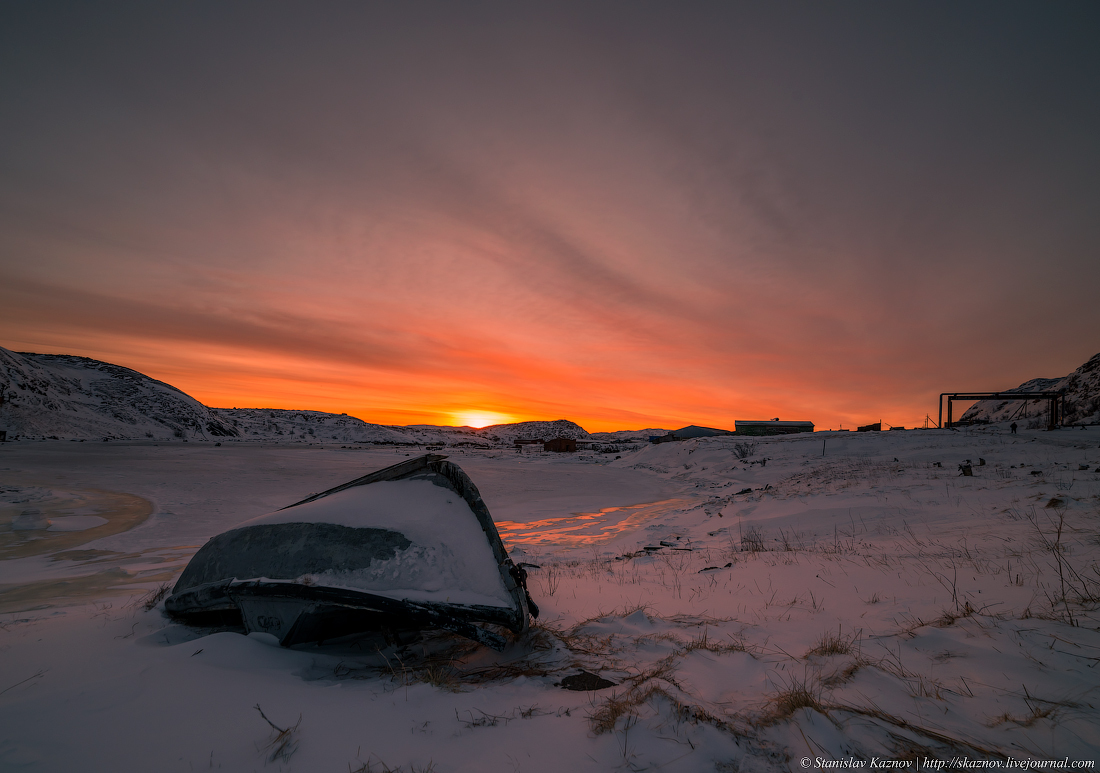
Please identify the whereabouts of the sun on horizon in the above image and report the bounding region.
[451,410,516,429]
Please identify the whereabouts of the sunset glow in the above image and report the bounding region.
[451,411,517,429]
[1,5,1097,431]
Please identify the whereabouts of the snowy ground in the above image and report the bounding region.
[1,428,1099,771]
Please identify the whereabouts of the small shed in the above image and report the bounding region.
[734,420,814,436]
[515,438,543,454]
[544,437,577,453]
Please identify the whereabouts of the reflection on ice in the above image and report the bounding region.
[495,498,694,546]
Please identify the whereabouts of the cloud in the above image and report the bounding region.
[2,4,1099,429]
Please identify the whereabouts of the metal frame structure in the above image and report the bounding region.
[937,392,1064,430]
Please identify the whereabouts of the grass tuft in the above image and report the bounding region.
[134,582,171,611]
[770,674,825,720]
[254,704,301,763]
[806,626,857,657]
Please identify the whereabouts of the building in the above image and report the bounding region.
[515,438,543,454]
[734,419,814,436]
[543,437,577,452]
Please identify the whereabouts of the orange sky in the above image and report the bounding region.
[2,5,1098,432]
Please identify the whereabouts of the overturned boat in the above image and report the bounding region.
[165,454,536,650]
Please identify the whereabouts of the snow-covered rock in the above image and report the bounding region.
[962,352,1100,425]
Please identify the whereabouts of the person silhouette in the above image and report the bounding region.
[1010,422,1018,434]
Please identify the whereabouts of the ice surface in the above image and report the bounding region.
[10,510,50,530]
[45,516,109,532]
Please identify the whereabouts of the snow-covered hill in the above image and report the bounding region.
[588,427,671,442]
[207,408,419,445]
[961,352,1100,426]
[0,347,238,440]
[472,419,590,445]
[206,414,592,446]
[0,347,599,444]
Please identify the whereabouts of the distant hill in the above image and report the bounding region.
[473,419,590,445]
[961,352,1100,426]
[671,425,733,438]
[0,346,601,444]
[207,408,419,445]
[588,428,671,442]
[0,347,238,440]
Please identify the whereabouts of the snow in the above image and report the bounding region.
[0,347,236,441]
[45,515,109,531]
[238,479,513,606]
[962,352,1100,426]
[1,427,1099,770]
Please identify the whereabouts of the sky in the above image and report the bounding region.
[2,2,1099,431]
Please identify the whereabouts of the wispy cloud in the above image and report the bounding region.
[2,4,1098,429]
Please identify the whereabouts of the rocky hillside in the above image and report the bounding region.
[961,352,1100,426]
[588,428,671,442]
[0,347,238,440]
[207,408,419,445]
[472,419,590,445]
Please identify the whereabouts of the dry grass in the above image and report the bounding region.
[587,658,731,738]
[934,601,977,627]
[732,441,758,460]
[254,704,301,763]
[740,524,766,552]
[681,628,747,655]
[805,626,858,657]
[421,662,462,692]
[821,660,864,688]
[833,703,1004,759]
[986,685,1079,728]
[589,683,670,734]
[769,673,825,720]
[349,756,436,773]
[132,582,171,611]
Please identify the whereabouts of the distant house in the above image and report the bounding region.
[576,440,605,450]
[857,422,881,432]
[734,420,814,436]
[515,438,543,454]
[544,437,577,452]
